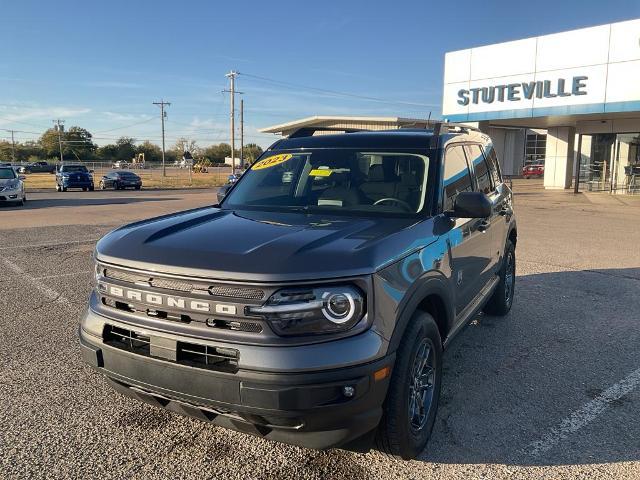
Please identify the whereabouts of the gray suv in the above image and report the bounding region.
[80,123,516,459]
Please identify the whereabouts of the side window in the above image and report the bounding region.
[466,144,493,194]
[443,145,473,211]
[483,144,502,186]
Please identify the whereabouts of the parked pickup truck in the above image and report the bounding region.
[80,123,517,459]
[19,161,56,174]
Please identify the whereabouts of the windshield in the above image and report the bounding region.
[223,149,432,216]
[62,165,88,173]
[0,167,17,179]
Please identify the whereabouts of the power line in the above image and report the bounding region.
[94,117,155,133]
[239,71,434,108]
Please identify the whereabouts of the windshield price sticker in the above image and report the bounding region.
[252,154,293,170]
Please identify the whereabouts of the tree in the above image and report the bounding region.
[65,126,96,160]
[39,128,64,159]
[136,141,162,164]
[97,144,119,161]
[243,143,263,164]
[171,138,199,160]
[202,143,231,164]
[115,137,136,162]
[39,125,96,161]
[0,141,12,161]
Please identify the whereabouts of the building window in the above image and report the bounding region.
[525,133,546,165]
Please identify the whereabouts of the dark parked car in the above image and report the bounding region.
[99,171,142,190]
[80,123,516,459]
[56,164,94,191]
[19,161,56,174]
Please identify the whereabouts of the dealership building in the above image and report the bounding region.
[443,18,640,193]
[261,18,640,194]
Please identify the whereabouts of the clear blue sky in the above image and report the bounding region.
[1,0,639,148]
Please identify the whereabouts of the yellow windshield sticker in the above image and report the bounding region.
[309,169,332,177]
[252,154,292,170]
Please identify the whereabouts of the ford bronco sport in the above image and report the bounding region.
[80,123,516,459]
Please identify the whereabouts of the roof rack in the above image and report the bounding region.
[286,121,481,139]
[287,126,370,138]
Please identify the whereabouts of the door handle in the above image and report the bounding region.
[477,220,490,232]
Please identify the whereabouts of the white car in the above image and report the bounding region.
[0,166,26,206]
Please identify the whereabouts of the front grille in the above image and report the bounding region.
[150,277,197,292]
[102,266,265,300]
[206,318,263,333]
[103,325,150,355]
[103,324,239,373]
[209,285,264,300]
[177,342,239,372]
[104,268,148,284]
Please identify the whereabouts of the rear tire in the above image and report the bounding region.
[375,312,442,459]
[483,239,516,316]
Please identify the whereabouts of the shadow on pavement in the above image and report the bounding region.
[413,267,640,467]
[0,196,182,210]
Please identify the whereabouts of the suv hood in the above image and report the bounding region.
[96,207,438,282]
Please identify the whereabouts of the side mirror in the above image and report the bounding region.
[447,192,491,219]
[217,184,231,204]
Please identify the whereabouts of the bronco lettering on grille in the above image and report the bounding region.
[101,283,223,314]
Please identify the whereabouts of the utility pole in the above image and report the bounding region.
[224,71,243,173]
[10,130,15,163]
[240,99,244,168]
[53,119,64,163]
[153,100,171,177]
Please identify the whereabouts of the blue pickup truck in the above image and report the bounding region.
[56,164,94,192]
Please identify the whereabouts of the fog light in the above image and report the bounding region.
[342,385,355,398]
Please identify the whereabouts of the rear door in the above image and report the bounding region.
[465,144,501,279]
[482,143,512,269]
[442,144,488,316]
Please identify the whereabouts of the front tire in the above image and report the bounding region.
[375,312,442,459]
[483,239,516,316]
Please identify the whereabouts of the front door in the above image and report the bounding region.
[443,144,490,316]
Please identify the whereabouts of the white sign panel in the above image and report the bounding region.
[442,18,640,122]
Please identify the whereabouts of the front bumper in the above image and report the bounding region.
[79,308,394,450]
[0,190,23,201]
[62,181,93,188]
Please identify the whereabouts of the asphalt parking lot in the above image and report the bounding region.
[1,184,639,479]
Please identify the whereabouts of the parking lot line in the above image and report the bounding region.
[524,367,640,457]
[0,238,100,251]
[1,258,73,308]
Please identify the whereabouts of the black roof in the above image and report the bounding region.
[270,130,434,150]
[268,127,486,151]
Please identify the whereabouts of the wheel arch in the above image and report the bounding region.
[387,276,454,353]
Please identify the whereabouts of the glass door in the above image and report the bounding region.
[577,134,616,192]
[613,133,640,194]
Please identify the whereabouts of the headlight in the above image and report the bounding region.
[248,285,365,336]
